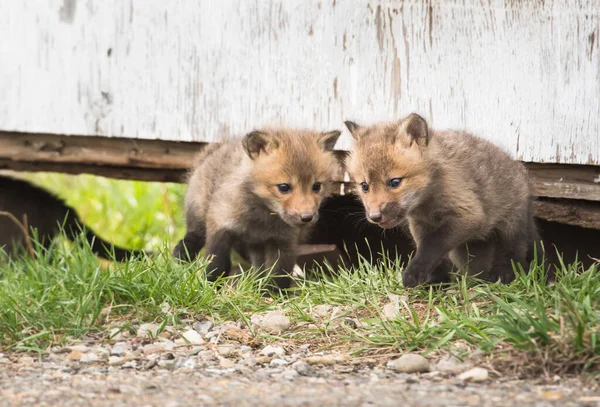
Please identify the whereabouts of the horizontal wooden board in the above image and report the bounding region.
[0,1,598,164]
[533,199,600,230]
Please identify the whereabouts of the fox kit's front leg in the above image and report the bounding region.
[404,222,475,287]
[203,229,235,281]
[265,241,297,290]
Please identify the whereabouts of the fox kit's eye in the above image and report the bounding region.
[312,182,322,192]
[388,178,403,188]
[360,182,369,193]
[277,184,291,193]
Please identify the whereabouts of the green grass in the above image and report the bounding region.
[0,173,599,376]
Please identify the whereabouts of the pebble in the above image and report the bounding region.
[387,354,430,373]
[381,302,401,321]
[291,360,312,376]
[175,357,196,370]
[270,358,288,367]
[280,369,299,380]
[458,367,489,382]
[181,329,204,345]
[17,356,35,366]
[67,344,90,352]
[312,304,333,318]
[66,351,83,362]
[257,311,291,334]
[219,358,236,369]
[137,323,161,339]
[142,343,165,355]
[434,355,465,372]
[217,344,238,357]
[197,350,216,362]
[193,321,214,335]
[111,342,131,357]
[304,355,347,365]
[260,345,285,357]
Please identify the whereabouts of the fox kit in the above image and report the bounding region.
[0,175,140,260]
[345,113,540,286]
[173,128,342,289]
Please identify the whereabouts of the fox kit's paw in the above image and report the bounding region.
[403,261,451,287]
[402,263,421,287]
[173,232,204,261]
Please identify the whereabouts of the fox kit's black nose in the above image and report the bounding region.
[369,213,382,223]
[301,214,314,223]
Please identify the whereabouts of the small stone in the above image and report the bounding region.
[108,356,122,364]
[291,360,312,376]
[434,355,465,372]
[144,359,158,370]
[181,329,204,345]
[68,344,90,352]
[270,358,288,367]
[122,360,138,369]
[260,345,285,357]
[160,302,172,314]
[158,331,172,339]
[382,302,400,321]
[458,367,489,382]
[80,352,100,363]
[66,351,83,362]
[158,359,177,370]
[387,354,430,373]
[219,358,236,369]
[110,342,130,357]
[137,323,161,339]
[197,350,216,362]
[257,311,291,334]
[240,345,253,353]
[175,357,196,370]
[281,369,299,380]
[143,343,165,355]
[217,344,238,357]
[193,320,214,335]
[304,355,347,365]
[17,356,35,366]
[312,304,333,318]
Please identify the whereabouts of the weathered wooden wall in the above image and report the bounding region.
[0,0,599,164]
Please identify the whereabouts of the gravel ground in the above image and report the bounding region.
[1,317,599,407]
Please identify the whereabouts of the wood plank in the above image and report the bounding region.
[0,132,204,170]
[526,163,600,201]
[533,199,600,230]
[1,132,600,208]
[1,1,598,165]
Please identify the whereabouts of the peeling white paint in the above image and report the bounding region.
[0,0,598,165]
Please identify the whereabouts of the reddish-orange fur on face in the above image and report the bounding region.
[346,119,432,228]
[247,129,342,225]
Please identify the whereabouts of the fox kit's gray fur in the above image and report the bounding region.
[0,175,139,260]
[173,128,341,289]
[345,114,541,286]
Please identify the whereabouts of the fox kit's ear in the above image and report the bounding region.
[317,130,341,151]
[344,121,362,139]
[243,130,278,159]
[401,113,429,147]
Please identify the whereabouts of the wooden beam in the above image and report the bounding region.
[533,198,600,230]
[1,131,600,204]
[0,131,203,169]
[526,163,600,202]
